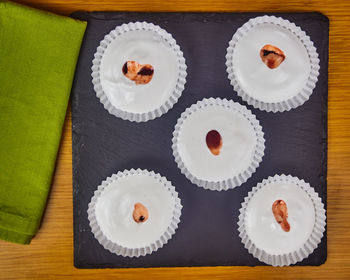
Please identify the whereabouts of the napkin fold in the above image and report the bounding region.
[0,1,86,244]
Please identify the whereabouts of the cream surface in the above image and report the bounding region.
[245,181,315,255]
[177,105,257,182]
[95,174,175,248]
[100,30,179,113]
[232,23,311,102]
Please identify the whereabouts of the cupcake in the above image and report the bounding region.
[238,174,326,266]
[87,169,182,257]
[172,98,265,191]
[92,22,187,122]
[226,16,320,112]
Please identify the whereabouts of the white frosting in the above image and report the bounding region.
[100,30,179,113]
[245,181,315,255]
[177,105,257,182]
[94,173,175,248]
[232,23,311,103]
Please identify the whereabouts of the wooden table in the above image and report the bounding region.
[1,0,350,279]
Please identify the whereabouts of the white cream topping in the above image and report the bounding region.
[177,105,257,182]
[95,173,175,248]
[232,23,311,103]
[100,30,179,113]
[245,181,315,255]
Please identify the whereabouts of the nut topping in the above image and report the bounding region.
[272,199,290,232]
[132,202,149,223]
[260,45,285,69]
[122,61,154,85]
[206,130,223,156]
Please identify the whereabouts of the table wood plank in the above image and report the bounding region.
[1,0,350,279]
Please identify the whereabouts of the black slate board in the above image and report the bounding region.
[71,12,328,268]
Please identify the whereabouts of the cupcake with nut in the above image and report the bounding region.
[226,15,320,112]
[92,22,187,122]
[87,169,182,257]
[172,98,265,191]
[238,174,326,266]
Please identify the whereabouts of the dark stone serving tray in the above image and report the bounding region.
[71,12,328,268]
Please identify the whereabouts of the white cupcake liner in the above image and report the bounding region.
[226,15,320,113]
[91,22,187,122]
[172,97,265,191]
[87,168,182,257]
[238,174,326,266]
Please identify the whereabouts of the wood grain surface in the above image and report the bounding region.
[0,0,350,279]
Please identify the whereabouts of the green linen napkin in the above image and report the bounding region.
[0,1,86,244]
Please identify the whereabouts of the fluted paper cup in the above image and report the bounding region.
[172,97,265,191]
[91,22,187,122]
[238,174,326,266]
[226,15,320,112]
[87,168,182,257]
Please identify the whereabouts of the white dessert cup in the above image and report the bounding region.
[87,168,182,257]
[226,15,320,112]
[172,97,265,191]
[238,174,326,266]
[92,22,187,122]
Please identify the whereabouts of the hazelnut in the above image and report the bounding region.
[260,45,285,69]
[272,199,290,232]
[122,61,154,85]
[206,130,223,156]
[132,203,149,223]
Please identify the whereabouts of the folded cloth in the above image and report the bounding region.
[0,1,86,244]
